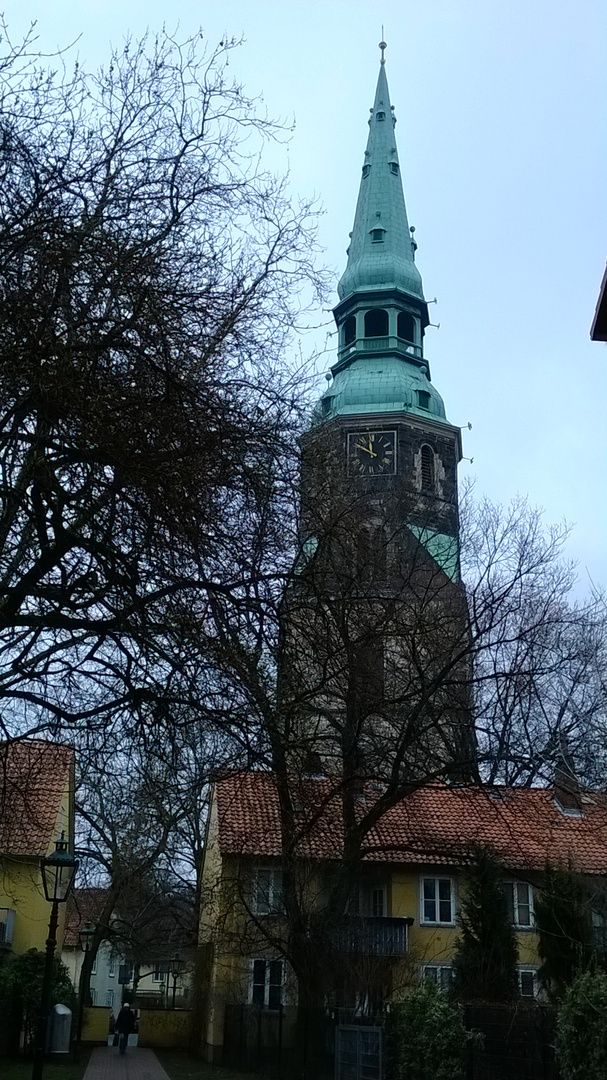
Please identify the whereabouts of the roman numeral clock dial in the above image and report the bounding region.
[347,430,397,476]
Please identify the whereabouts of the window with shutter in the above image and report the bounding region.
[421,445,434,491]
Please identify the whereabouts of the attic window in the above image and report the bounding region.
[554,797,584,818]
[370,228,386,243]
[362,164,371,178]
[389,162,399,174]
[418,390,431,410]
[376,111,386,121]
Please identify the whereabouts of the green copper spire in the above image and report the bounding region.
[337,51,424,303]
[313,42,450,428]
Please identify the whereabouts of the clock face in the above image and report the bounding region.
[347,430,397,476]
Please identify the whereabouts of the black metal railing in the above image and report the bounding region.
[334,916,413,956]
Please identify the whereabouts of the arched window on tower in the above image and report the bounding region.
[398,312,416,343]
[421,445,435,492]
[364,309,389,338]
[344,315,356,346]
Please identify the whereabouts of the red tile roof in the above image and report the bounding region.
[64,887,110,946]
[216,772,607,875]
[0,740,74,856]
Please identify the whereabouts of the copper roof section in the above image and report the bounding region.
[216,772,607,875]
[0,740,74,856]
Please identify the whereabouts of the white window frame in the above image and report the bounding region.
[422,964,453,992]
[503,880,534,928]
[106,989,114,1008]
[420,877,456,926]
[108,955,116,977]
[89,987,97,1006]
[91,955,97,975]
[0,908,16,946]
[250,958,283,1010]
[348,883,387,918]
[517,967,538,999]
[152,964,167,984]
[252,866,284,916]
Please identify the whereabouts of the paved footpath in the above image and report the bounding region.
[83,1046,172,1080]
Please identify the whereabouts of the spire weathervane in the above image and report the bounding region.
[379,31,387,65]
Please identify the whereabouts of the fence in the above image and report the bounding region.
[223,1005,335,1078]
[464,1003,558,1080]
[222,1002,560,1080]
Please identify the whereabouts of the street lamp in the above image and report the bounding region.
[78,923,96,954]
[167,955,184,1010]
[32,833,78,1080]
[74,923,96,1059]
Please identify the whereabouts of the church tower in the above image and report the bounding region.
[283,44,476,784]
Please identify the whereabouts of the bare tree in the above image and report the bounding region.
[0,22,324,746]
[200,485,607,1016]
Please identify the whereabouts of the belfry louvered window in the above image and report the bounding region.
[421,445,434,491]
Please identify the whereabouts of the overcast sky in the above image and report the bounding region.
[2,0,605,592]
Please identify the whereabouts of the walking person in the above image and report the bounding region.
[115,1002,135,1055]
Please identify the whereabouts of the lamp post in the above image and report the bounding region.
[32,833,78,1080]
[74,923,96,1060]
[167,955,183,1010]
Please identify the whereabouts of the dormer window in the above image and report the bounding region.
[370,228,386,243]
[362,164,371,178]
[389,162,399,175]
[376,111,386,121]
[418,390,431,410]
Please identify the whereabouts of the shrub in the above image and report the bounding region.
[389,981,478,1080]
[555,968,607,1080]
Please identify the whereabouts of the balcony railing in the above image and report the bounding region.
[337,336,423,366]
[334,916,413,957]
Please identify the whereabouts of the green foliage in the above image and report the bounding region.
[389,981,476,1080]
[2,949,77,1049]
[555,968,607,1080]
[535,863,594,999]
[452,847,519,1003]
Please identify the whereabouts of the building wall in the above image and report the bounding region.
[0,855,66,953]
[200,850,546,1056]
[63,941,122,1010]
[1,773,74,955]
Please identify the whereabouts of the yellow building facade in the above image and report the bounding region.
[0,740,75,956]
[199,772,607,1061]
